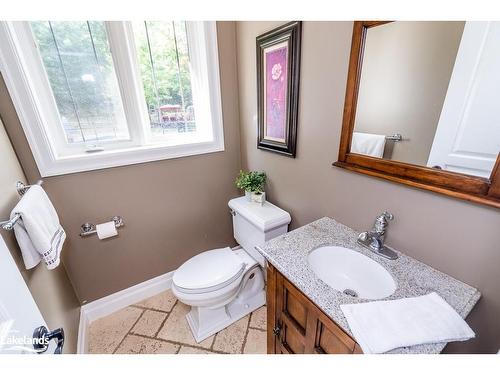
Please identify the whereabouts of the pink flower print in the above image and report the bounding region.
[271,63,282,80]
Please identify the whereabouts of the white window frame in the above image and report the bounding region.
[0,21,224,177]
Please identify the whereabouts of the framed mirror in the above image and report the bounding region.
[335,21,500,209]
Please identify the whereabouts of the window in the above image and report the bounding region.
[30,21,129,146]
[132,21,196,138]
[0,21,223,176]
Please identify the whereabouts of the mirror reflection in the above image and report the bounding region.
[352,21,500,178]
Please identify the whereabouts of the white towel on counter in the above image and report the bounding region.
[351,132,386,158]
[340,292,475,354]
[11,185,66,270]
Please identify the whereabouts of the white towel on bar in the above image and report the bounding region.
[10,185,66,270]
[351,132,386,158]
[340,292,475,354]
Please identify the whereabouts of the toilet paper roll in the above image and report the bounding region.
[96,221,118,239]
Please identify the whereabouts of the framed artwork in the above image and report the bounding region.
[256,21,302,157]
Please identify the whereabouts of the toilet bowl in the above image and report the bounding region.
[171,196,291,342]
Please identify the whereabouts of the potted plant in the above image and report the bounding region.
[235,170,267,204]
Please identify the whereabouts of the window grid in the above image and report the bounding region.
[135,21,196,137]
[32,21,129,145]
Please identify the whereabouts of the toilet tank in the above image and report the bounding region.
[228,196,291,266]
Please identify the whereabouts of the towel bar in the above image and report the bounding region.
[385,133,403,142]
[80,216,124,237]
[0,180,43,231]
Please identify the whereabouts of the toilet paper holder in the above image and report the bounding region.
[80,216,124,237]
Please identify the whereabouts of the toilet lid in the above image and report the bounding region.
[173,247,245,293]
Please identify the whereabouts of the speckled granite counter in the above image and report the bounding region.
[257,217,481,354]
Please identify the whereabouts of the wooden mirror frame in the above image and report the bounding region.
[334,21,500,209]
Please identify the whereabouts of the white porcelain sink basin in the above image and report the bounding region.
[308,246,396,300]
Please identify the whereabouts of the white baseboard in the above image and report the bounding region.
[77,270,174,354]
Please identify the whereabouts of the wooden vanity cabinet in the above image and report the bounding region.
[267,264,363,354]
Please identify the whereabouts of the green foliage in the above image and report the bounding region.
[235,170,267,193]
[134,21,193,110]
[30,21,193,128]
[30,21,117,124]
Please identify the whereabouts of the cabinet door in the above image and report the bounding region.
[275,274,312,353]
[312,312,357,354]
[267,264,311,353]
[267,264,361,354]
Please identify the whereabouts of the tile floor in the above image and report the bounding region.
[88,289,267,354]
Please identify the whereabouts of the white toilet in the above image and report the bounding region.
[171,196,291,342]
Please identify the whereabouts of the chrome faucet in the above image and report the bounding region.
[369,211,393,250]
[357,211,398,260]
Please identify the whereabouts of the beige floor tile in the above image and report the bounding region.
[115,335,179,354]
[89,306,143,354]
[249,306,267,330]
[212,315,249,354]
[134,290,177,312]
[178,346,216,354]
[88,287,269,355]
[243,328,267,354]
[131,309,168,337]
[156,302,214,348]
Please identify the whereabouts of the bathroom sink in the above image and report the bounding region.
[308,246,396,300]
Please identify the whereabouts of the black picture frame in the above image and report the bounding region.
[256,21,302,158]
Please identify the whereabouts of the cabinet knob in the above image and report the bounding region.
[272,325,281,337]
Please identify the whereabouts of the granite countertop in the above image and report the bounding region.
[257,217,481,354]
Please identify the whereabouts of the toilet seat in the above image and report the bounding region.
[173,247,246,294]
[172,273,244,308]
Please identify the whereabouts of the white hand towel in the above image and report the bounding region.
[11,185,66,270]
[351,132,386,158]
[340,292,475,354]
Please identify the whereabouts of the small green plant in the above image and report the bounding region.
[235,170,267,193]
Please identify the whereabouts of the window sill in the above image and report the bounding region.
[39,140,225,177]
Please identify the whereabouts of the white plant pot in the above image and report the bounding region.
[250,192,266,205]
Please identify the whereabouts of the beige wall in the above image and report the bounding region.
[2,20,499,354]
[236,21,500,353]
[355,21,465,165]
[0,117,80,353]
[0,22,241,303]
